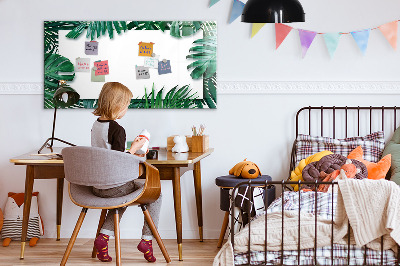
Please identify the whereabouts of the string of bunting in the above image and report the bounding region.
[210,0,399,58]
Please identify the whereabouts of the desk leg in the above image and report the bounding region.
[172,167,183,261]
[56,178,64,241]
[193,161,203,242]
[20,165,34,259]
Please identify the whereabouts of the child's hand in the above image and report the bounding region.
[129,137,147,155]
[134,149,149,157]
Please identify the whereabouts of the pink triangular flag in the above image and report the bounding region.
[275,23,293,49]
[378,21,398,50]
[298,29,317,58]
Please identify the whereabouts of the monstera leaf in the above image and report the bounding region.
[169,21,203,38]
[186,35,217,79]
[65,21,128,40]
[44,53,75,89]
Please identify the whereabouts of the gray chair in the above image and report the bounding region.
[60,146,171,265]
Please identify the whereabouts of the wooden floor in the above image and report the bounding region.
[0,239,221,265]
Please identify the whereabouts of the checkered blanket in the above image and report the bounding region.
[234,191,397,265]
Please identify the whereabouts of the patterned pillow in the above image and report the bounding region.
[294,131,385,166]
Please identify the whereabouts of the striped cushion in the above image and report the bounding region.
[295,131,385,167]
[1,217,40,240]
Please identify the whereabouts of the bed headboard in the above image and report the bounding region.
[290,106,400,179]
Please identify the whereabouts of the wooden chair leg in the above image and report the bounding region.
[141,205,171,263]
[60,208,88,266]
[91,209,108,258]
[217,211,230,248]
[114,210,121,266]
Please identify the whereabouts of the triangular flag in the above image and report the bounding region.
[275,23,293,49]
[351,29,370,55]
[298,29,317,58]
[229,0,245,24]
[323,33,341,58]
[378,21,398,50]
[209,0,220,7]
[251,23,266,38]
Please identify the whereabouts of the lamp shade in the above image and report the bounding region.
[242,0,305,23]
[53,84,80,108]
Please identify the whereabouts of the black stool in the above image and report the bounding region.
[215,175,275,248]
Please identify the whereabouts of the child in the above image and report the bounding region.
[91,82,162,263]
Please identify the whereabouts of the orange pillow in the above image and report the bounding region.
[347,146,391,180]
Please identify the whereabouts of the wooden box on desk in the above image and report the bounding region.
[167,136,192,151]
[191,135,209,153]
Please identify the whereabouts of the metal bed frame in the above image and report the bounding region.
[230,106,400,266]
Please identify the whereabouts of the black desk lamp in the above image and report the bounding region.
[241,0,305,23]
[38,81,80,154]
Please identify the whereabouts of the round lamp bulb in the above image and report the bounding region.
[61,92,69,103]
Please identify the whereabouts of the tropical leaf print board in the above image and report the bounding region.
[44,21,217,109]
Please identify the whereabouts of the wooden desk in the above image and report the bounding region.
[10,147,213,261]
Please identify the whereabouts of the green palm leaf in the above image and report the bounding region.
[136,84,198,109]
[127,21,171,31]
[44,21,82,54]
[65,21,128,40]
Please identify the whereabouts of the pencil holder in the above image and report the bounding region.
[191,135,209,153]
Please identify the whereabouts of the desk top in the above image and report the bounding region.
[10,147,214,166]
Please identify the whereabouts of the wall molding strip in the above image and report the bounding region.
[1,81,400,95]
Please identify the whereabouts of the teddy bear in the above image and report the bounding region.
[172,135,189,153]
[1,192,44,247]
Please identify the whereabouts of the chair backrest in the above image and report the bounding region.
[62,146,145,187]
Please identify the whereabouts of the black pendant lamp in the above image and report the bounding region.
[242,0,305,23]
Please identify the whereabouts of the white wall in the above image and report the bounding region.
[1,0,400,240]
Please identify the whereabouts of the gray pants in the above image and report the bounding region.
[92,180,162,240]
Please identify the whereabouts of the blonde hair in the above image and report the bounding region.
[93,82,133,120]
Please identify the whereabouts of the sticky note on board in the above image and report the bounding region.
[158,60,172,75]
[75,58,90,72]
[85,41,98,55]
[135,66,150,79]
[91,68,105,82]
[143,57,159,69]
[94,60,109,76]
[138,42,154,57]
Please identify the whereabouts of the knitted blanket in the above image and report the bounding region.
[214,179,400,266]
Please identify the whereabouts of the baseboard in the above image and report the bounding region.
[2,81,400,95]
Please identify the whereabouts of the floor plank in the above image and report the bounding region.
[0,239,221,265]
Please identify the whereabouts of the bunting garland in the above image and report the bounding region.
[298,30,317,58]
[275,23,292,49]
[251,23,266,38]
[378,21,398,50]
[229,0,245,24]
[208,1,399,58]
[323,33,341,58]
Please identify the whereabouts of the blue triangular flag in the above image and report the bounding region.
[209,0,220,7]
[229,0,245,23]
[323,33,341,58]
[351,29,370,55]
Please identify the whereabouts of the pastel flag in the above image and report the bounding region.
[251,23,266,38]
[275,23,293,49]
[351,29,370,55]
[229,0,245,24]
[209,0,220,7]
[378,21,398,50]
[323,33,341,58]
[298,29,317,58]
